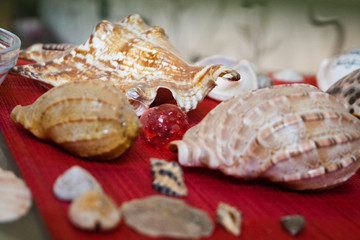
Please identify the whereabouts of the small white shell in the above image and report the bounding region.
[216,202,242,236]
[68,190,121,231]
[53,166,102,201]
[0,168,32,223]
[195,56,258,101]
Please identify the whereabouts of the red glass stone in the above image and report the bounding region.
[140,104,190,149]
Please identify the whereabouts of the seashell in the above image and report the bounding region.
[326,68,360,117]
[0,168,32,223]
[11,14,240,116]
[216,202,242,236]
[317,48,360,91]
[150,158,187,197]
[121,195,214,238]
[169,84,360,190]
[19,43,75,63]
[195,55,257,101]
[10,80,140,161]
[68,190,121,231]
[281,214,305,236]
[53,165,102,201]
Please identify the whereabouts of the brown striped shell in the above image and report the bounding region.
[10,80,140,161]
[12,14,240,116]
[169,84,360,190]
[327,68,360,117]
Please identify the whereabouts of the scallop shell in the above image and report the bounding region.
[169,84,360,190]
[0,168,32,223]
[53,165,102,201]
[195,55,258,101]
[68,190,121,231]
[326,68,360,117]
[10,80,140,161]
[150,158,187,197]
[216,202,242,236]
[121,195,214,238]
[12,14,240,116]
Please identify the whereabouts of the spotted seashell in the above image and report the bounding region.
[121,195,214,238]
[281,214,306,236]
[0,168,32,223]
[10,80,140,161]
[12,14,240,116]
[169,84,360,190]
[150,158,187,197]
[216,202,242,236]
[326,68,360,117]
[69,190,121,231]
[53,166,102,201]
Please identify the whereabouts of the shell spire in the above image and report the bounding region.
[12,14,240,115]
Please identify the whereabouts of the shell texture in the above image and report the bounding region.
[68,190,121,231]
[12,14,240,116]
[121,195,214,238]
[53,165,102,201]
[19,43,75,63]
[10,80,140,161]
[150,158,187,197]
[0,168,32,222]
[326,68,360,117]
[169,84,360,190]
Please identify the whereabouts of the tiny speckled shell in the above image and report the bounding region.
[327,68,360,117]
[10,80,140,161]
[12,14,240,115]
[150,158,187,197]
[170,84,360,190]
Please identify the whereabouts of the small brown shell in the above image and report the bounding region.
[327,68,360,117]
[216,202,242,236]
[281,214,306,236]
[0,168,32,222]
[170,84,360,190]
[121,195,214,238]
[150,158,187,197]
[68,190,121,231]
[10,80,140,161]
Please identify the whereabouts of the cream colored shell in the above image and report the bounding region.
[12,14,240,115]
[170,84,360,190]
[11,80,140,161]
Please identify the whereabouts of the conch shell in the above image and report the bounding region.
[169,84,360,190]
[11,80,140,161]
[12,14,240,115]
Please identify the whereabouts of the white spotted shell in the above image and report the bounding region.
[169,84,360,190]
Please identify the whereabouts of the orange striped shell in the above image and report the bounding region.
[11,81,140,161]
[169,84,360,190]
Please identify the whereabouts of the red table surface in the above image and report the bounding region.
[1,60,360,240]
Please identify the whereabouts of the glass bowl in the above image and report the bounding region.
[0,28,21,85]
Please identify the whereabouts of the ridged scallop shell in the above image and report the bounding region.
[10,80,140,161]
[326,68,360,117]
[169,84,360,190]
[53,165,102,201]
[150,158,187,197]
[0,168,32,222]
[12,14,240,116]
[69,190,121,231]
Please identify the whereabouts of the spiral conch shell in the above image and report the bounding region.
[12,14,240,115]
[169,84,360,190]
[11,81,140,161]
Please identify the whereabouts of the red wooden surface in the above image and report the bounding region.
[0,60,360,240]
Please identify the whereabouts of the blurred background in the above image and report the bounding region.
[0,0,359,74]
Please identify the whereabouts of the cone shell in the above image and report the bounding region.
[0,168,32,222]
[11,80,140,161]
[169,84,360,190]
[12,14,240,115]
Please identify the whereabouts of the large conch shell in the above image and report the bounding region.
[12,14,240,115]
[169,84,360,190]
[11,80,140,161]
